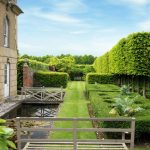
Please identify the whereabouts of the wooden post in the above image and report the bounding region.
[130,118,135,150]
[122,132,125,140]
[16,117,21,150]
[143,76,146,98]
[137,76,140,93]
[21,87,23,99]
[73,119,77,150]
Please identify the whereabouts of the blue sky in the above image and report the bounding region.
[18,0,150,56]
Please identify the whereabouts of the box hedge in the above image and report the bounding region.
[86,73,117,84]
[33,71,68,88]
[87,84,150,141]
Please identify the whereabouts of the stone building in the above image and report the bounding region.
[0,0,22,101]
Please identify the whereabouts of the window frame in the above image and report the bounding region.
[3,16,9,48]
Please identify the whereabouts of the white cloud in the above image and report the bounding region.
[108,0,150,6]
[54,0,88,14]
[138,20,150,31]
[70,31,88,35]
[37,12,80,24]
[41,0,88,14]
[29,8,81,24]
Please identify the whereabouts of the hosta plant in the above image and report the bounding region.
[0,119,16,150]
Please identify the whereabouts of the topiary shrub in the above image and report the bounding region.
[33,71,68,88]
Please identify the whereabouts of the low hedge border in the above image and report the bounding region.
[86,73,117,84]
[87,84,150,141]
[33,71,69,88]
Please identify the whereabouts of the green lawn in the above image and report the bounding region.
[50,81,95,139]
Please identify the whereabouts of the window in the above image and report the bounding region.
[4,64,7,84]
[3,17,9,47]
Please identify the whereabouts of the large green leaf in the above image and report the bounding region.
[0,140,8,150]
[7,140,17,149]
[0,126,14,138]
[0,119,6,124]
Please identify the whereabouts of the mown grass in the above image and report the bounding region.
[50,81,96,139]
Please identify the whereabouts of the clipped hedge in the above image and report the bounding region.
[94,32,150,76]
[69,65,95,81]
[86,73,117,84]
[17,59,49,90]
[93,32,150,97]
[33,71,68,88]
[87,84,150,141]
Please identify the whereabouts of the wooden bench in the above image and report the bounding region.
[16,117,135,150]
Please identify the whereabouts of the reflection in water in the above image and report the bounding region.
[20,104,59,117]
[3,104,59,119]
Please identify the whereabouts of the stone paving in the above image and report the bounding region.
[0,96,23,117]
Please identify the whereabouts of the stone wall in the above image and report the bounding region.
[0,1,21,101]
[0,2,17,50]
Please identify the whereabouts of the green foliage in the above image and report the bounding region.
[94,53,109,73]
[0,119,16,150]
[20,54,96,65]
[94,32,150,76]
[86,73,117,84]
[69,65,95,81]
[120,85,130,95]
[20,54,53,63]
[74,55,96,64]
[34,71,68,88]
[87,83,150,141]
[56,56,75,73]
[111,96,144,116]
[110,85,144,117]
[17,59,49,90]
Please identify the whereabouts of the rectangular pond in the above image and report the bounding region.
[2,103,59,119]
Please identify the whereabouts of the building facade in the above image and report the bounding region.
[0,0,22,101]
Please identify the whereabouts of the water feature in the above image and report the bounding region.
[2,103,59,119]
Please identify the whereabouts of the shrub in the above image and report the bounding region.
[86,73,117,84]
[17,59,49,90]
[33,71,68,88]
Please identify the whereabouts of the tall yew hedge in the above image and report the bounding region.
[93,32,150,97]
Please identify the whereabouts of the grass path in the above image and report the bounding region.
[50,82,149,150]
[50,81,95,139]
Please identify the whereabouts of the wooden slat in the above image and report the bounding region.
[16,117,135,121]
[16,117,135,150]
[20,127,132,133]
[23,142,128,150]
